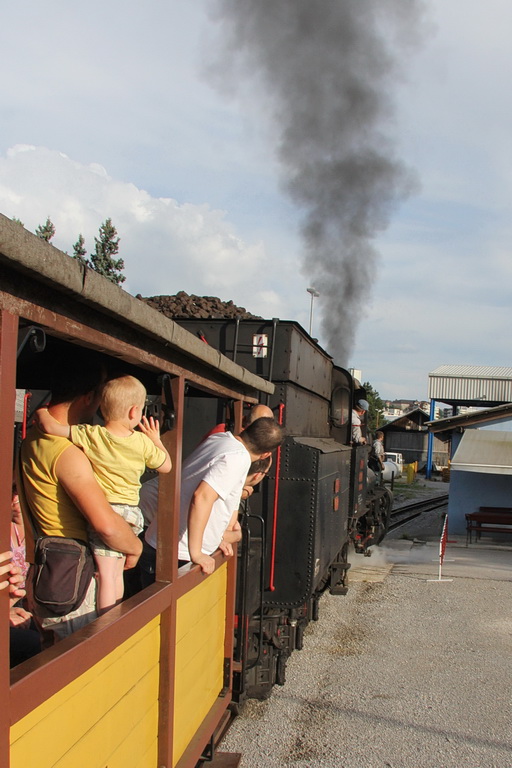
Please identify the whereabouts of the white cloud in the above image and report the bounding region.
[0,145,307,326]
[2,1,512,401]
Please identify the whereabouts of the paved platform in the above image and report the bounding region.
[222,540,512,767]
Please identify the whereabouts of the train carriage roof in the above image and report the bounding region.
[0,213,273,397]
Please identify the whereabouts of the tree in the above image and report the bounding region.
[362,381,387,434]
[35,217,56,242]
[89,218,125,285]
[72,233,88,267]
[11,217,24,227]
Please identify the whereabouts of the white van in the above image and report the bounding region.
[382,451,403,480]
[385,452,403,471]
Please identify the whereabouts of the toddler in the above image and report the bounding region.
[37,375,171,612]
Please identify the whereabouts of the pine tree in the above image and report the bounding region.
[35,217,56,242]
[362,381,387,433]
[72,234,88,267]
[11,217,24,227]
[89,218,126,285]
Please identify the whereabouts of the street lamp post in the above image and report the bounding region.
[306,287,320,336]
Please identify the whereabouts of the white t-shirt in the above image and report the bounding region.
[140,475,159,526]
[145,432,250,559]
[351,409,362,442]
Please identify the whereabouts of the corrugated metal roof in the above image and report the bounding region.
[428,365,512,402]
[451,430,512,475]
[429,365,512,379]
[427,402,512,433]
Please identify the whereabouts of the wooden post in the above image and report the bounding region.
[0,310,19,768]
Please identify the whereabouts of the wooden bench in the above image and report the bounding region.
[465,507,512,546]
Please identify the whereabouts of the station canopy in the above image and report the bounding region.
[451,430,512,475]
[428,365,512,408]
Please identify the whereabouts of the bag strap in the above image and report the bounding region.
[15,450,40,564]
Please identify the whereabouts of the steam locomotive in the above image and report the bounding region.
[176,318,392,702]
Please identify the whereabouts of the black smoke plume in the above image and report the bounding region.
[207,0,426,364]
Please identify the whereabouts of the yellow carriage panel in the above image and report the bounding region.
[173,564,228,766]
[10,617,161,768]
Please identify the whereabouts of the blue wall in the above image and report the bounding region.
[448,470,512,534]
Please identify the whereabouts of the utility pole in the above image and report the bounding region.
[307,287,320,336]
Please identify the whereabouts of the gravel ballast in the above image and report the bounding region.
[221,531,512,767]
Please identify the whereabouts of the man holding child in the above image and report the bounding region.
[19,353,144,643]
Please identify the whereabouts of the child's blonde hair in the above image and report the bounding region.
[100,375,146,421]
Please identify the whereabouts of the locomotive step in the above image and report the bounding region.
[330,585,349,595]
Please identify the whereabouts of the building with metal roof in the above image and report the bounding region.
[426,403,512,534]
[428,365,512,407]
[425,365,512,477]
[381,408,449,467]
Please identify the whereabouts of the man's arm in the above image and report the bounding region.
[187,481,219,575]
[55,445,142,565]
[219,508,242,552]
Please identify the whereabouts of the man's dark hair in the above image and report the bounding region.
[241,417,285,454]
[49,347,106,405]
[248,456,272,475]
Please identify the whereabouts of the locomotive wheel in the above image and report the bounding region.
[376,488,393,544]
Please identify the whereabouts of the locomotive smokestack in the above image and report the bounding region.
[207,0,425,364]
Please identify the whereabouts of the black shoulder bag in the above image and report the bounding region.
[33,536,95,616]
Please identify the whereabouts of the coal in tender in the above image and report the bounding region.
[136,291,261,320]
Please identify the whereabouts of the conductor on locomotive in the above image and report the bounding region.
[351,399,369,444]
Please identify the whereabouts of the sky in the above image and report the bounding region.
[1,1,512,401]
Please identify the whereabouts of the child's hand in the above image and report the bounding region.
[138,416,172,473]
[138,415,161,441]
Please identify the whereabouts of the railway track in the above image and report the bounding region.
[388,494,449,532]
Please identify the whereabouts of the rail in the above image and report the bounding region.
[388,495,449,532]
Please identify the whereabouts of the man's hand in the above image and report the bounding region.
[194,553,216,575]
[124,545,142,571]
[10,605,32,629]
[241,485,254,500]
[219,539,234,558]
[222,521,242,546]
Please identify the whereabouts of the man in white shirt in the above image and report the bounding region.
[145,417,284,575]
